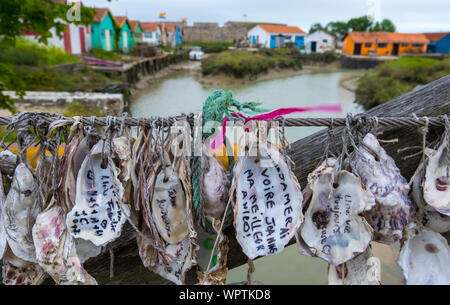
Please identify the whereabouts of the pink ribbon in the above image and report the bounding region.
[210,104,342,150]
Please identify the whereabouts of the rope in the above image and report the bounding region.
[0,113,446,128]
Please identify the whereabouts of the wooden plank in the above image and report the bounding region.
[2,76,449,285]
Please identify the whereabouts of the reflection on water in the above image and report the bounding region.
[130,71,403,285]
[131,71,363,143]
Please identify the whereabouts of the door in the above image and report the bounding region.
[392,43,399,55]
[353,43,362,55]
[123,31,128,51]
[270,35,276,48]
[105,29,111,51]
[311,41,317,52]
[79,27,86,53]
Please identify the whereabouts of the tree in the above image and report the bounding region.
[380,19,396,32]
[309,23,324,34]
[325,21,349,36]
[0,0,95,111]
[347,15,373,32]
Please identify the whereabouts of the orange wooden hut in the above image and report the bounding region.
[342,32,429,56]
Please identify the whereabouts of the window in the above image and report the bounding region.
[323,39,328,43]
[412,43,423,47]
[365,43,372,47]
[144,32,153,38]
[377,43,387,48]
[401,43,409,47]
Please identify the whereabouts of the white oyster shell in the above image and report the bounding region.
[151,165,189,244]
[233,137,303,260]
[423,139,450,216]
[2,163,40,263]
[32,205,97,285]
[301,165,375,266]
[353,133,410,207]
[201,151,229,220]
[66,140,128,246]
[352,133,412,244]
[398,229,450,285]
[328,247,380,285]
[0,171,7,259]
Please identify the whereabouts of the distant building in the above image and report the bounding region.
[424,32,450,54]
[114,16,132,53]
[129,20,144,47]
[24,0,91,55]
[247,24,306,48]
[161,23,182,48]
[141,22,161,46]
[91,8,116,51]
[306,30,335,53]
[342,32,429,56]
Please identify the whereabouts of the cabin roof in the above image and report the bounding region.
[114,16,129,28]
[129,20,142,31]
[141,22,160,32]
[423,32,450,42]
[93,8,111,23]
[346,31,429,44]
[258,24,306,34]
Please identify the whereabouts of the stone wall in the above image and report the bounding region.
[2,91,124,116]
[183,22,255,42]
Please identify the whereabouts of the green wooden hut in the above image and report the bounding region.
[129,20,144,47]
[114,16,132,53]
[91,8,116,51]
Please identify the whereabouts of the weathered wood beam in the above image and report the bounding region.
[2,76,449,285]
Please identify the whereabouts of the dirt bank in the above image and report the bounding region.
[195,61,343,87]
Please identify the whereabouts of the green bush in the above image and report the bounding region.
[0,39,79,66]
[355,56,450,109]
[180,41,233,53]
[201,50,302,78]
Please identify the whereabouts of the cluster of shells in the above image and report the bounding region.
[0,117,449,285]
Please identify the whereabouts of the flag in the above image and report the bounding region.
[158,12,167,19]
[181,17,188,22]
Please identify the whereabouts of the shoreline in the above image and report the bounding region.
[194,61,349,87]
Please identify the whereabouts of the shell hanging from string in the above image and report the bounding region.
[135,118,198,285]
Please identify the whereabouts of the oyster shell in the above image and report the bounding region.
[398,229,450,285]
[353,133,410,206]
[2,163,40,263]
[200,151,229,220]
[233,133,303,260]
[423,139,450,216]
[138,152,197,285]
[32,204,97,284]
[1,248,46,285]
[328,247,380,285]
[0,150,18,175]
[151,157,189,244]
[352,133,412,244]
[411,160,450,233]
[301,159,375,266]
[0,171,7,259]
[66,140,129,246]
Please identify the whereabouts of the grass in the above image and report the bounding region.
[0,39,122,96]
[201,49,303,78]
[89,48,121,62]
[63,101,104,117]
[0,39,79,66]
[355,56,450,109]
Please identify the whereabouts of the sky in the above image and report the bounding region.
[80,0,450,33]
